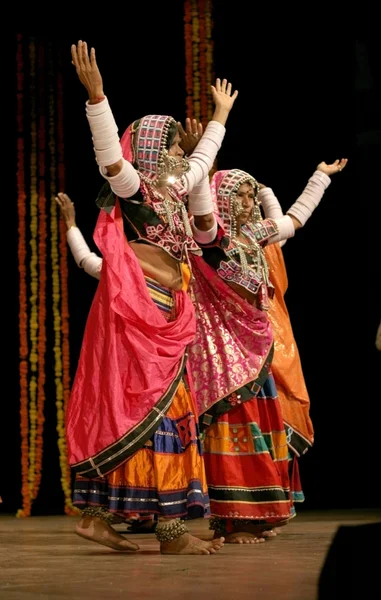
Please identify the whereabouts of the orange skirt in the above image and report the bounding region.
[73,268,209,519]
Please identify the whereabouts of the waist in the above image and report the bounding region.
[143,263,191,322]
[130,241,185,291]
[144,276,175,321]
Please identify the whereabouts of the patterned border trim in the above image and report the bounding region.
[71,354,187,477]
[284,423,313,457]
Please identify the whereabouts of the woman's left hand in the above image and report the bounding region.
[317,158,348,176]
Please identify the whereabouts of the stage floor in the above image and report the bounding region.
[0,509,379,600]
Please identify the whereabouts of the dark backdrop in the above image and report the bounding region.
[4,13,380,515]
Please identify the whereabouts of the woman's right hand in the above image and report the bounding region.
[177,118,203,155]
[56,193,76,230]
[71,40,104,101]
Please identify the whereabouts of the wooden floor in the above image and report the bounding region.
[0,509,379,600]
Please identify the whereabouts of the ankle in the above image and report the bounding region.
[81,506,116,524]
[155,518,188,543]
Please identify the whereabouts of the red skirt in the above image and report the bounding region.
[203,373,295,525]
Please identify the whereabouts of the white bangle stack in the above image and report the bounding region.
[286,170,331,227]
[86,97,123,167]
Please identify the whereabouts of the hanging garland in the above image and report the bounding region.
[204,0,214,123]
[16,35,74,516]
[184,0,215,176]
[191,0,201,122]
[33,42,47,501]
[184,0,214,126]
[198,0,208,125]
[47,44,76,516]
[16,33,31,519]
[27,39,39,502]
[184,1,194,119]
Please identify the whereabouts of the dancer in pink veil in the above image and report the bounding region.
[186,159,346,543]
[66,40,238,555]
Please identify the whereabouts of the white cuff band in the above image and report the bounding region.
[100,158,140,199]
[67,227,92,267]
[81,253,103,280]
[258,188,284,219]
[286,170,331,227]
[268,215,295,244]
[183,121,226,192]
[192,220,218,244]
[86,97,123,167]
[66,227,102,279]
[95,146,123,167]
[188,176,214,216]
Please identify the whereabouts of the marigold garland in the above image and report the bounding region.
[33,41,47,501]
[184,1,194,118]
[27,39,39,502]
[16,33,30,519]
[184,1,215,169]
[198,0,208,126]
[16,35,74,516]
[191,0,201,121]
[204,0,214,122]
[47,46,76,515]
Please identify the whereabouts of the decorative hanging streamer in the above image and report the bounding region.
[184,0,214,125]
[184,0,194,119]
[191,0,201,121]
[16,35,74,516]
[27,39,39,503]
[47,44,76,516]
[198,0,208,125]
[16,33,31,519]
[204,0,214,122]
[33,41,47,501]
[184,0,215,172]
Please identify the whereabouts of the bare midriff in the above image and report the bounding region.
[130,241,183,291]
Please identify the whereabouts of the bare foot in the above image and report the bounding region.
[261,529,277,538]
[161,532,225,555]
[75,516,139,552]
[261,525,286,537]
[224,531,265,544]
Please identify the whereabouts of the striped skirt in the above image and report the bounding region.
[73,273,210,519]
[203,373,298,527]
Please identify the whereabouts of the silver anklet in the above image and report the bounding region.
[82,506,116,524]
[155,518,188,542]
[209,517,226,533]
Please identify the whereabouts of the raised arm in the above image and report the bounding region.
[181,79,238,193]
[56,193,103,280]
[259,158,348,245]
[286,158,347,227]
[177,118,218,242]
[71,41,140,198]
